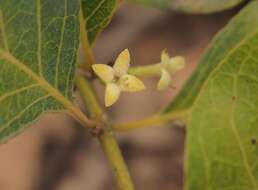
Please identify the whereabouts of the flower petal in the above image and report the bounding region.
[113,49,130,77]
[92,64,114,83]
[119,74,145,92]
[160,49,170,68]
[157,69,171,91]
[168,56,185,73]
[105,83,121,107]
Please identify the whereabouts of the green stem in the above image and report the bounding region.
[75,75,135,190]
[113,111,188,132]
[128,63,161,77]
[98,128,135,190]
[79,7,96,71]
[75,75,103,120]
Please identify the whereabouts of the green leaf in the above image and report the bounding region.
[0,0,90,143]
[131,0,244,14]
[165,1,258,189]
[81,0,118,45]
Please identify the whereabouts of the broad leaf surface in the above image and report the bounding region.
[131,0,244,14]
[165,2,258,189]
[0,0,81,143]
[81,0,118,44]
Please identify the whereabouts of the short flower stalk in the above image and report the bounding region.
[129,50,185,90]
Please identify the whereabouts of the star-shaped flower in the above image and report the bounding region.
[92,49,145,107]
[157,50,185,90]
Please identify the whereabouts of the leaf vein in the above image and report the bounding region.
[87,17,108,32]
[85,0,106,22]
[191,29,258,110]
[0,94,50,134]
[0,84,39,103]
[230,65,258,188]
[0,8,9,51]
[36,0,42,76]
[54,0,67,88]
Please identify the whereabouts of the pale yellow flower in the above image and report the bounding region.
[92,49,145,107]
[157,50,185,90]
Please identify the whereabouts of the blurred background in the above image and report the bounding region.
[0,1,243,190]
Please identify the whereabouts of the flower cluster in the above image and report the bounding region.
[92,49,185,107]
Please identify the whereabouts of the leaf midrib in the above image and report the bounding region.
[0,49,94,127]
